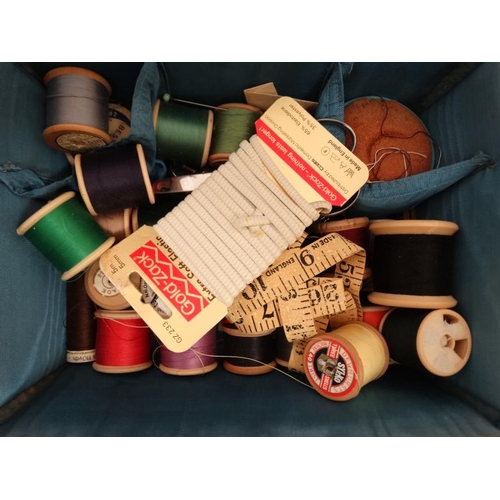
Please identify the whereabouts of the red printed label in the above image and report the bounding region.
[256,118,347,206]
[130,240,209,322]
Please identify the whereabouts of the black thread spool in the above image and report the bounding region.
[379,308,472,377]
[368,220,459,309]
[221,323,276,375]
[65,273,97,363]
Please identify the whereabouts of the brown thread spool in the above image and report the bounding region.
[84,260,130,311]
[93,310,152,374]
[379,308,472,377]
[43,66,112,153]
[221,323,276,375]
[65,273,96,363]
[93,208,133,241]
[304,321,389,401]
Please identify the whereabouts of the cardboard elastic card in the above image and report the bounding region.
[99,225,227,353]
[255,96,369,207]
[244,82,317,113]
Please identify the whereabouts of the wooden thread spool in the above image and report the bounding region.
[153,98,214,168]
[131,192,188,231]
[221,323,276,375]
[274,327,292,368]
[43,66,112,153]
[93,310,152,374]
[208,103,262,169]
[108,103,131,143]
[16,191,115,281]
[362,305,392,331]
[75,143,156,216]
[93,208,133,241]
[159,326,218,376]
[379,308,472,377]
[368,219,459,309]
[304,321,389,401]
[84,260,130,311]
[309,216,372,279]
[66,273,96,363]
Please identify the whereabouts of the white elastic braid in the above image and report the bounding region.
[154,215,235,306]
[153,135,333,307]
[193,180,277,266]
[234,146,315,231]
[219,159,297,246]
[207,170,289,255]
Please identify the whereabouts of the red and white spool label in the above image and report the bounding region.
[305,338,357,399]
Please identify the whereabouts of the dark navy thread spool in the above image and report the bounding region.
[221,323,276,375]
[75,143,156,216]
[368,220,459,309]
[379,307,472,377]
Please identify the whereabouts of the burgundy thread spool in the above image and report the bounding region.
[368,219,459,309]
[379,307,472,377]
[93,310,152,374]
[221,323,276,375]
[75,143,156,216]
[309,217,372,280]
[159,326,218,376]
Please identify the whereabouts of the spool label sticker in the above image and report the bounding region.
[256,96,369,207]
[99,225,228,352]
[306,339,357,398]
[56,133,108,151]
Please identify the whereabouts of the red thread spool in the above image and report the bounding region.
[93,310,152,374]
[362,305,392,331]
[159,326,218,376]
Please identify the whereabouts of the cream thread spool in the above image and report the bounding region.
[304,321,389,401]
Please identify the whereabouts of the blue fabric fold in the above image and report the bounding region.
[0,62,170,201]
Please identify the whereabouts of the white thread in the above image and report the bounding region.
[153,136,332,307]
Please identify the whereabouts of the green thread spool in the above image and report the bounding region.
[17,192,115,281]
[208,103,262,168]
[153,98,214,168]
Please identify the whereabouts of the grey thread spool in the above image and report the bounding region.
[43,66,112,153]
